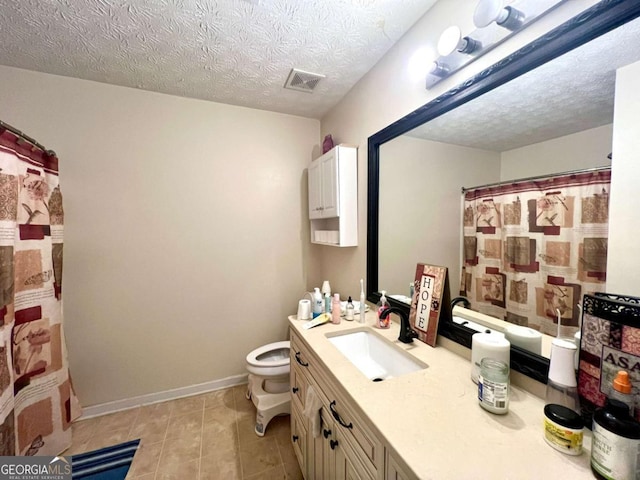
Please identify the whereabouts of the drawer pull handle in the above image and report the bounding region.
[292,387,299,394]
[292,435,299,442]
[330,439,339,450]
[323,428,332,439]
[329,400,353,429]
[295,352,309,367]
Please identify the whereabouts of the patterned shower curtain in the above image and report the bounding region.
[0,127,80,456]
[460,169,611,336]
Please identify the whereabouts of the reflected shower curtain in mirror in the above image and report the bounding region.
[460,169,611,337]
[0,128,80,455]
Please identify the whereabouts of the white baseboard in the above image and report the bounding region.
[79,373,249,420]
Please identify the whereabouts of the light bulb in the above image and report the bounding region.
[408,46,436,81]
[474,0,524,31]
[437,26,463,56]
[438,26,481,57]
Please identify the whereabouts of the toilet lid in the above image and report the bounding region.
[246,341,291,367]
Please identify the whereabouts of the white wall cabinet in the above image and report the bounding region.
[308,145,357,247]
[290,330,384,480]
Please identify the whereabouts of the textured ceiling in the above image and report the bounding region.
[408,15,640,152]
[0,0,438,119]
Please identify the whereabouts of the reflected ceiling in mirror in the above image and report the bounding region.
[411,15,640,151]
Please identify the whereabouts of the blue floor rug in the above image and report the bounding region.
[71,439,140,480]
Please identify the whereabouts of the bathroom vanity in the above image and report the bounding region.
[289,313,592,479]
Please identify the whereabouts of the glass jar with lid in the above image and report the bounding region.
[478,357,510,414]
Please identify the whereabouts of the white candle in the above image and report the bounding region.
[471,332,511,383]
[505,325,543,356]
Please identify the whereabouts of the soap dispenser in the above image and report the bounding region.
[376,291,390,329]
[545,338,580,413]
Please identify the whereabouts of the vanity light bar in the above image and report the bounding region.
[426,0,567,89]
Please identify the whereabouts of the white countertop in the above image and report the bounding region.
[289,312,593,479]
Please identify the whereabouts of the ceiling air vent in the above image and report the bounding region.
[284,68,325,93]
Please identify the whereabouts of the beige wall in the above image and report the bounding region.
[379,136,500,295]
[608,60,640,294]
[317,0,600,299]
[0,65,319,406]
[500,124,613,180]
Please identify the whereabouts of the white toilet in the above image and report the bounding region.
[245,340,291,436]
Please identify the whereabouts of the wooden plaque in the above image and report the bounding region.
[409,263,449,347]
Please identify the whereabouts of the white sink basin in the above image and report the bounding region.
[326,329,427,381]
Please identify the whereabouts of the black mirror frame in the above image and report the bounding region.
[366,0,640,384]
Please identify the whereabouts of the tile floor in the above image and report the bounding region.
[63,384,303,480]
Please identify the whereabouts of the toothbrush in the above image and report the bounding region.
[359,278,366,323]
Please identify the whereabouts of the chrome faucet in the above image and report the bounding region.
[379,307,419,344]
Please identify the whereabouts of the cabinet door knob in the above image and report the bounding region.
[323,428,331,439]
[292,435,299,443]
[330,439,339,450]
[292,387,299,394]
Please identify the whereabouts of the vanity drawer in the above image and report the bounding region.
[326,389,382,478]
[291,334,313,375]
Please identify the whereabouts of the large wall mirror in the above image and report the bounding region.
[367,1,640,384]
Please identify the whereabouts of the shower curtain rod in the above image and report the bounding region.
[461,164,611,194]
[0,120,55,155]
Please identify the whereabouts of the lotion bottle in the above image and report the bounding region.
[324,292,331,314]
[591,372,640,480]
[331,293,341,324]
[312,287,323,318]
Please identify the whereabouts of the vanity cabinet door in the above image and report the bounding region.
[385,450,416,480]
[335,437,374,480]
[291,403,308,476]
[320,150,339,218]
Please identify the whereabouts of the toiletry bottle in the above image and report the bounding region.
[312,287,323,319]
[610,371,635,417]
[345,296,355,321]
[376,290,390,329]
[322,281,331,312]
[359,279,366,324]
[321,280,331,297]
[331,293,341,324]
[591,371,640,480]
[545,338,580,413]
[543,404,584,456]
